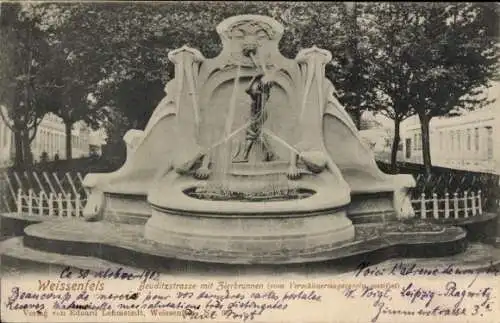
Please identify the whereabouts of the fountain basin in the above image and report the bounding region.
[144,162,355,257]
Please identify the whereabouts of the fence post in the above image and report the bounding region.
[471,192,476,216]
[66,194,73,217]
[16,188,22,215]
[33,172,45,194]
[432,193,438,219]
[444,192,450,219]
[5,174,17,205]
[478,190,482,215]
[463,191,469,218]
[38,191,44,216]
[2,195,12,213]
[58,193,63,216]
[49,193,54,216]
[420,193,426,219]
[75,194,81,217]
[453,192,459,219]
[66,172,79,197]
[28,189,33,216]
[43,172,57,195]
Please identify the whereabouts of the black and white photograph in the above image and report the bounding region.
[0,2,499,322]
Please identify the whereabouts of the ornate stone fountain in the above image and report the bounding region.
[80,15,418,262]
[0,15,473,272]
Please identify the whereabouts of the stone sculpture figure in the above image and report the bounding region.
[233,73,275,163]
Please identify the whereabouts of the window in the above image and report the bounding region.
[41,130,46,152]
[439,131,443,150]
[49,132,53,155]
[451,131,455,151]
[416,133,422,150]
[487,127,493,160]
[457,130,461,151]
[474,127,479,151]
[405,138,412,159]
[467,128,471,150]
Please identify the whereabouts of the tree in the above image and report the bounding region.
[29,3,109,160]
[37,3,371,136]
[278,3,375,130]
[363,3,499,175]
[359,3,420,172]
[0,3,51,168]
[411,3,499,176]
[337,2,374,129]
[21,2,380,165]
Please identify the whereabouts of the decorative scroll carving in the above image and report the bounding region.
[287,46,336,179]
[167,45,205,128]
[216,15,284,67]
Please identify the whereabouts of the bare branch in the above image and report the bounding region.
[28,116,43,142]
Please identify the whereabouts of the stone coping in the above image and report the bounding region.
[93,168,415,197]
[148,171,351,216]
[16,219,468,265]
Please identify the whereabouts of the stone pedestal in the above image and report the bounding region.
[145,163,355,258]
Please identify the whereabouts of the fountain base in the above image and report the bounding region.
[0,216,472,267]
[145,207,355,256]
[144,161,355,259]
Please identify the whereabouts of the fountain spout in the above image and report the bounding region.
[242,44,257,58]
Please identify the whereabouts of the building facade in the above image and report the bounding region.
[31,113,91,162]
[0,112,103,167]
[401,107,499,174]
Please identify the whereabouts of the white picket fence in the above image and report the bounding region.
[16,189,85,217]
[0,171,87,217]
[411,190,483,220]
[0,170,493,221]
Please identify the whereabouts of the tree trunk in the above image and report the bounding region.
[65,121,72,161]
[390,118,401,173]
[418,112,432,177]
[13,129,24,169]
[21,129,32,166]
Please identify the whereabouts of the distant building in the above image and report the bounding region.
[356,84,499,174]
[0,111,106,167]
[359,112,404,161]
[31,113,92,162]
[401,107,499,174]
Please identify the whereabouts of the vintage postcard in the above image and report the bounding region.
[1,2,499,323]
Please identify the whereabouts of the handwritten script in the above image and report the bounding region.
[2,262,499,322]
